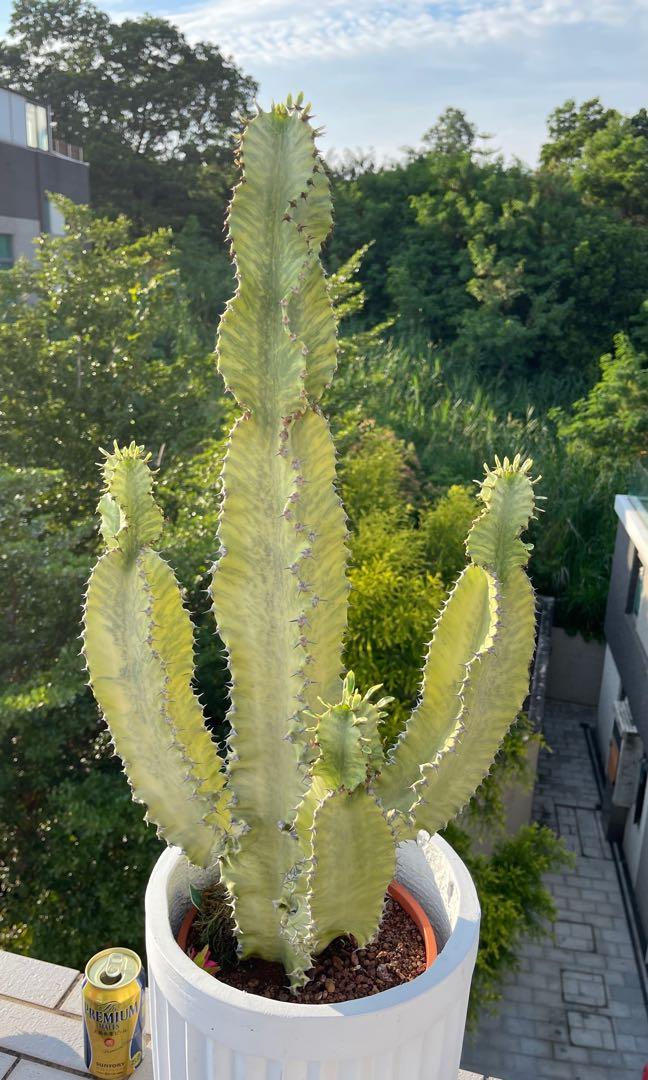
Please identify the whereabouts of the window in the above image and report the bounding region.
[25,102,49,150]
[0,234,13,270]
[631,554,648,655]
[46,196,66,236]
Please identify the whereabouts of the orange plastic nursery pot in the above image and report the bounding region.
[176,877,438,971]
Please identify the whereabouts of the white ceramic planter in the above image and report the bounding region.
[145,833,480,1080]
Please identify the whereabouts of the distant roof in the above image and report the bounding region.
[615,494,648,565]
[0,84,47,110]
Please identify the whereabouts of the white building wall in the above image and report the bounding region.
[597,645,622,764]
[623,770,648,882]
[0,214,40,262]
[0,91,11,144]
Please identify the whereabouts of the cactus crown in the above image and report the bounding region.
[82,97,538,988]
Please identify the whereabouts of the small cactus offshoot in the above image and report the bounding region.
[82,97,539,989]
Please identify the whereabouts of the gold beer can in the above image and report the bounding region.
[82,947,145,1078]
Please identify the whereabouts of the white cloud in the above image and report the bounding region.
[171,0,644,62]
[98,0,647,162]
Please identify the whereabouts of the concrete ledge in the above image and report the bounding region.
[0,949,500,1078]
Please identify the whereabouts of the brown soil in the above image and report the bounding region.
[189,896,426,1004]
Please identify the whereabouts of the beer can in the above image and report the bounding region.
[82,947,145,1078]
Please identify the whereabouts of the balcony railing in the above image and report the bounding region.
[52,137,84,162]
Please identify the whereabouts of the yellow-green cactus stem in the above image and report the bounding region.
[82,444,231,867]
[82,95,540,993]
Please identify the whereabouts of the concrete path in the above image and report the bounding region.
[462,700,648,1080]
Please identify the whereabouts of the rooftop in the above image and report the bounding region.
[615,494,648,566]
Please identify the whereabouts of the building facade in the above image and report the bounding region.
[0,87,89,265]
[598,493,648,943]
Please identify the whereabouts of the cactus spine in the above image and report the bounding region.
[82,96,539,989]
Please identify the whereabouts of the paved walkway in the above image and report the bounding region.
[462,700,648,1080]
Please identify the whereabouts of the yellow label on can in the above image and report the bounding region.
[83,949,145,1079]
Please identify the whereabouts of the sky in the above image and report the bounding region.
[2,0,647,165]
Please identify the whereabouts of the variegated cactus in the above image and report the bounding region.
[82,95,538,988]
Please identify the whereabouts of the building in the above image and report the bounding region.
[0,87,89,266]
[597,486,648,943]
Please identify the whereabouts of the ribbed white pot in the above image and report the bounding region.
[145,833,480,1080]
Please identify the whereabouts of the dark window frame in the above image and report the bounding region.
[634,756,647,826]
[0,233,13,270]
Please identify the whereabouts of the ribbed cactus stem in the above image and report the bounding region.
[82,444,230,867]
[210,100,348,974]
[376,455,537,835]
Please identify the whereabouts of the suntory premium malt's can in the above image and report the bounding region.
[82,948,145,1078]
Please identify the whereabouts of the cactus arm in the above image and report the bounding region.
[83,445,229,867]
[376,456,537,835]
[212,101,347,969]
[466,456,535,573]
[312,704,368,789]
[310,789,395,952]
[411,568,535,833]
[374,564,496,816]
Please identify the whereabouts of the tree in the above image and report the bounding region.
[0,201,226,964]
[541,100,648,222]
[552,333,648,467]
[0,0,257,233]
[572,117,648,222]
[0,198,222,510]
[421,485,476,583]
[540,98,618,168]
[422,107,478,155]
[527,333,648,634]
[329,106,648,382]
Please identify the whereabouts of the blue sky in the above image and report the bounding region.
[2,0,647,165]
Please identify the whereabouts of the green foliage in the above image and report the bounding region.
[526,335,648,633]
[346,509,446,741]
[0,200,223,513]
[339,422,418,522]
[327,95,648,632]
[541,98,648,222]
[25,770,161,964]
[420,485,476,584]
[445,821,573,1017]
[422,107,480,156]
[172,218,236,345]
[328,128,648,384]
[540,98,619,169]
[465,713,543,832]
[0,199,229,963]
[552,333,648,467]
[0,466,90,680]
